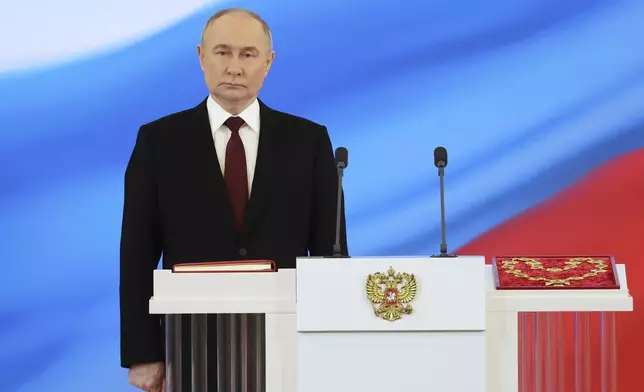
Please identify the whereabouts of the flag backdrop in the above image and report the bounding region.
[1,0,643,391]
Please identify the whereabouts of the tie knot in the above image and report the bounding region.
[225,116,245,133]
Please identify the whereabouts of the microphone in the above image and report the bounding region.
[331,147,348,258]
[431,146,457,258]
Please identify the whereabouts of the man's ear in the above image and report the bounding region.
[197,45,205,71]
[265,50,275,75]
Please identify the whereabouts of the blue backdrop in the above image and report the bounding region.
[1,0,644,390]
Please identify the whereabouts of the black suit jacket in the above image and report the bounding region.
[119,98,348,367]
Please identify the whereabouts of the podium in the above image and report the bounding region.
[486,261,632,392]
[296,256,486,391]
[149,255,633,392]
[149,268,297,392]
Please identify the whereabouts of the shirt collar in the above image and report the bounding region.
[206,95,260,133]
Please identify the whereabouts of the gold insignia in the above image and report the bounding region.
[366,266,417,321]
[501,257,608,287]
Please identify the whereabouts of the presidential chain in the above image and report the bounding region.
[501,257,608,287]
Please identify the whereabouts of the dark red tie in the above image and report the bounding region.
[224,116,248,229]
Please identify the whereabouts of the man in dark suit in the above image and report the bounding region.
[119,8,348,391]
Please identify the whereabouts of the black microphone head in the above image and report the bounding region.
[434,146,447,168]
[335,147,348,168]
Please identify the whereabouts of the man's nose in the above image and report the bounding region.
[226,59,242,76]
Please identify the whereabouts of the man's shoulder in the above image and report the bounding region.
[140,105,198,132]
[266,105,325,133]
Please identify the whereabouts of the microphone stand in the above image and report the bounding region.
[331,163,346,258]
[432,165,457,258]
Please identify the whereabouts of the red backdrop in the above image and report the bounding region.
[458,148,644,391]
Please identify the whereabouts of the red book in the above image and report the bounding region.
[172,259,276,273]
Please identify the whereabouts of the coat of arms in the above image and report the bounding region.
[366,266,417,321]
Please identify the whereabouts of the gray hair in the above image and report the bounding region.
[201,8,273,49]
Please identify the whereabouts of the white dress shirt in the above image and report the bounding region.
[206,95,260,193]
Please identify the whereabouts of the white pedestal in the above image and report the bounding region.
[149,259,633,392]
[485,264,633,392]
[296,256,487,392]
[149,269,297,392]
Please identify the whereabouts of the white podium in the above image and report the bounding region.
[149,268,297,392]
[149,256,633,392]
[296,256,487,392]
[486,262,632,392]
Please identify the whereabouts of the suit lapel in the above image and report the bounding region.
[189,97,280,235]
[242,100,280,235]
[190,98,238,231]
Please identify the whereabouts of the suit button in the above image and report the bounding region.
[239,248,247,257]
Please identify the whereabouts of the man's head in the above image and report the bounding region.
[197,8,275,114]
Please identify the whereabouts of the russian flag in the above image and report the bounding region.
[459,148,644,390]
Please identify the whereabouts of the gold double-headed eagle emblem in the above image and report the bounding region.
[366,266,417,322]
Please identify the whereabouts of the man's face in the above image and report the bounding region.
[198,12,274,107]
